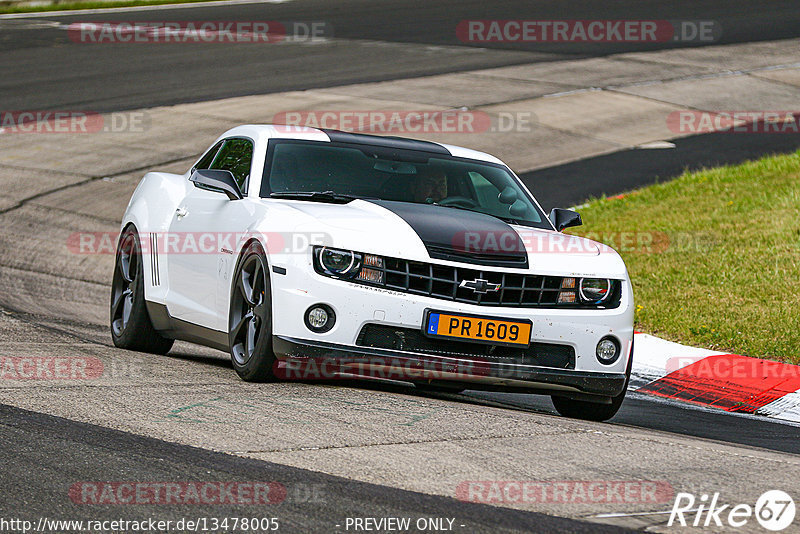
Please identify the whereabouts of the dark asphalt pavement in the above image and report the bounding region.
[0,403,630,534]
[520,129,800,211]
[2,0,799,112]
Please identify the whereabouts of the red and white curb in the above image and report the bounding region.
[631,332,800,423]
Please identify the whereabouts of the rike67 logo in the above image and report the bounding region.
[668,490,795,531]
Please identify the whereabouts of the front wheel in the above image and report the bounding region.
[110,226,174,354]
[551,340,633,422]
[551,388,627,422]
[228,242,276,382]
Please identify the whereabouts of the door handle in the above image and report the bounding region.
[175,207,188,218]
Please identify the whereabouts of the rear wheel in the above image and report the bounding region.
[110,226,174,354]
[551,340,633,422]
[229,242,276,382]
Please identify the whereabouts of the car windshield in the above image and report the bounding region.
[261,140,550,229]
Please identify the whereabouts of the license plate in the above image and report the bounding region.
[423,310,531,347]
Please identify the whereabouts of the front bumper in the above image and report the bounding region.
[270,257,634,377]
[273,335,628,400]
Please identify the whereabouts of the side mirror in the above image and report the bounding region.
[190,169,243,200]
[549,208,582,232]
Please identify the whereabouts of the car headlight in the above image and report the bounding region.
[314,247,386,284]
[579,278,611,303]
[317,247,362,277]
[558,277,614,305]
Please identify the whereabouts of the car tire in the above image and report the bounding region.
[228,241,276,382]
[551,339,634,422]
[110,226,174,355]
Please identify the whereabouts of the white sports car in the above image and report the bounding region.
[111,125,634,421]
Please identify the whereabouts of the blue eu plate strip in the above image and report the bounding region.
[427,313,440,334]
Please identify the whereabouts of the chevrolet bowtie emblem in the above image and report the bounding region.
[459,278,501,294]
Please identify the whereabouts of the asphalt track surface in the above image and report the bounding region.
[0,404,629,533]
[1,0,800,112]
[2,1,800,532]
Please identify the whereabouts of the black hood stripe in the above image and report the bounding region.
[367,200,528,268]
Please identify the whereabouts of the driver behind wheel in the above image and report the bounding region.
[413,168,448,204]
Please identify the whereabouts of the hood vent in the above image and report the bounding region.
[426,245,528,268]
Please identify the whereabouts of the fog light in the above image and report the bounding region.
[308,307,328,328]
[305,304,335,333]
[596,337,620,364]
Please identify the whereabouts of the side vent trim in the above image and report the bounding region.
[150,232,160,286]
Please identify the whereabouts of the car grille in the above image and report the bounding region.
[380,257,564,307]
[356,324,576,369]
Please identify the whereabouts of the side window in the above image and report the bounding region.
[194,141,223,172]
[210,138,254,194]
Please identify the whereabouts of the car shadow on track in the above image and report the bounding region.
[161,346,563,416]
[154,348,800,454]
[161,349,234,370]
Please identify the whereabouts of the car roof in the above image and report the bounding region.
[215,124,505,165]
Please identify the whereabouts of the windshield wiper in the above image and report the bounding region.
[270,191,360,204]
[431,202,481,214]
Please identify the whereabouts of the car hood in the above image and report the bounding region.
[264,198,628,279]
